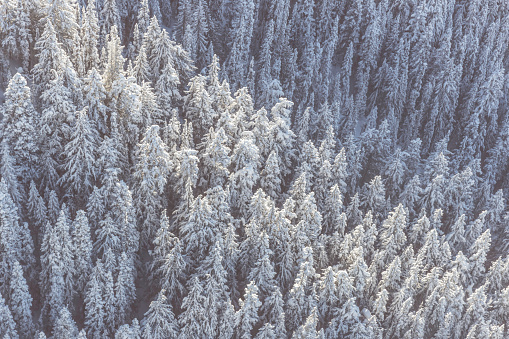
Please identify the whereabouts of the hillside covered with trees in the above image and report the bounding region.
[1,0,509,338]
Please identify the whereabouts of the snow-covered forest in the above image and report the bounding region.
[1,0,509,337]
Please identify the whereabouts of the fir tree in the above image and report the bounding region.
[39,210,75,325]
[133,125,171,245]
[0,291,18,338]
[72,210,93,294]
[142,290,179,339]
[0,73,39,180]
[9,261,33,338]
[178,276,207,338]
[52,307,78,338]
[59,107,98,206]
[236,281,261,339]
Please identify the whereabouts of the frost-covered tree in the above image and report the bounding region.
[41,0,79,54]
[200,127,230,187]
[152,211,186,301]
[39,210,75,325]
[133,125,171,245]
[236,281,261,339]
[1,73,39,180]
[142,290,179,339]
[0,291,18,338]
[178,276,206,338]
[52,307,78,338]
[260,150,282,200]
[115,251,136,326]
[81,4,100,73]
[84,262,106,339]
[59,107,98,205]
[9,261,33,337]
[181,195,217,262]
[71,210,92,294]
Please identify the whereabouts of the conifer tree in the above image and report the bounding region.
[115,251,136,326]
[85,262,106,339]
[1,141,23,208]
[82,4,100,73]
[181,195,217,262]
[236,281,261,339]
[142,290,179,339]
[72,210,93,294]
[59,107,98,206]
[155,64,182,113]
[260,150,282,200]
[39,210,75,324]
[84,69,109,132]
[52,307,78,338]
[178,276,207,338]
[9,261,33,338]
[33,21,69,95]
[0,291,18,338]
[1,73,39,180]
[42,0,79,54]
[100,0,122,47]
[200,127,231,187]
[133,125,171,245]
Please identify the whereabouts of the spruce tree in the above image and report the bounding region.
[142,290,179,338]
[9,261,33,338]
[133,125,171,245]
[178,276,207,338]
[236,281,262,339]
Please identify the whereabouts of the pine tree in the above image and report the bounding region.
[380,204,408,265]
[0,73,39,180]
[469,229,491,286]
[155,64,182,113]
[132,45,151,85]
[27,181,47,234]
[269,99,296,178]
[152,213,186,301]
[133,125,171,245]
[33,21,69,95]
[247,254,277,302]
[104,28,129,96]
[115,251,136,326]
[181,195,217,262]
[93,214,122,258]
[59,107,98,206]
[39,72,75,190]
[142,290,179,339]
[229,143,260,215]
[83,68,108,135]
[185,75,216,139]
[225,0,255,89]
[85,262,106,339]
[42,0,79,54]
[9,261,33,338]
[260,150,282,200]
[178,276,207,338]
[39,210,75,325]
[0,291,18,338]
[52,307,78,338]
[81,4,100,73]
[236,281,261,339]
[255,323,276,339]
[200,127,231,187]
[362,176,387,218]
[192,0,210,70]
[72,210,93,294]
[197,240,229,337]
[1,141,23,208]
[99,0,122,48]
